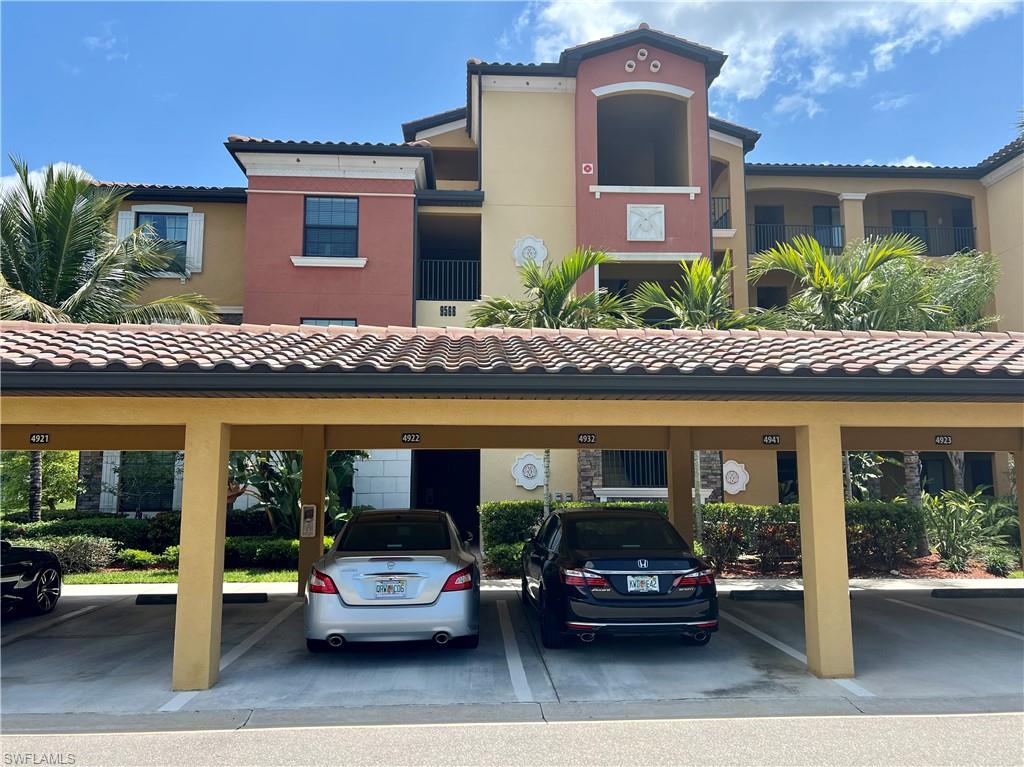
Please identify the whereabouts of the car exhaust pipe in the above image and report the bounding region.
[327,634,345,648]
[433,632,451,646]
[690,630,709,643]
[579,632,596,643]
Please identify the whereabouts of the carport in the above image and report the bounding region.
[2,321,1021,692]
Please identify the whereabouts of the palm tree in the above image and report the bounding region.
[471,247,633,514]
[631,252,774,329]
[469,247,632,330]
[2,157,217,519]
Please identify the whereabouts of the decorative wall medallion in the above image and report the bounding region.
[649,59,661,73]
[513,235,548,267]
[627,204,666,242]
[722,460,751,495]
[512,453,544,490]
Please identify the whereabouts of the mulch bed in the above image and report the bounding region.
[717,552,997,579]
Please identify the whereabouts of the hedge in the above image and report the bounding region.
[479,499,925,575]
[2,517,151,550]
[10,535,118,573]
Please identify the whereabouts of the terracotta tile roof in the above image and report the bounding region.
[2,323,1021,385]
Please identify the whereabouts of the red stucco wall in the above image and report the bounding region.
[574,44,712,288]
[243,176,414,326]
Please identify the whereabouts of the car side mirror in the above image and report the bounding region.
[462,530,474,544]
[1,540,10,555]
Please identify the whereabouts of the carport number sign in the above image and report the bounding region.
[934,435,953,446]
[577,433,597,445]
[762,434,781,446]
[401,432,421,444]
[29,433,50,444]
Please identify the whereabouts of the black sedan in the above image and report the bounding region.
[521,508,718,648]
[1,540,62,615]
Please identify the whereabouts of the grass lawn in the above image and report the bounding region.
[1009,570,1024,579]
[65,568,296,585]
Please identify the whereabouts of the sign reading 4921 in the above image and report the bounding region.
[29,433,50,445]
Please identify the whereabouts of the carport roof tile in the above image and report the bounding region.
[1,321,1023,382]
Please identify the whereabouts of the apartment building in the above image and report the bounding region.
[80,25,1024,526]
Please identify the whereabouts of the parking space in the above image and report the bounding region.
[1,588,1021,721]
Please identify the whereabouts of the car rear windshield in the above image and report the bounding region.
[339,518,450,552]
[565,515,685,551]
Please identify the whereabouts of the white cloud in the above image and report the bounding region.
[83,21,129,62]
[888,154,935,167]
[515,1,1014,106]
[0,163,93,196]
[773,93,823,119]
[873,93,914,111]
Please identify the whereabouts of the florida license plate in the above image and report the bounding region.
[626,575,659,593]
[374,579,407,598]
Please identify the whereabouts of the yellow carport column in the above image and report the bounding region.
[667,427,695,545]
[297,425,327,596]
[838,193,866,244]
[796,421,854,678]
[172,420,230,691]
[1016,432,1024,570]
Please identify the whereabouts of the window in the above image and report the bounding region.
[304,197,358,257]
[339,518,450,551]
[300,318,357,327]
[564,515,684,551]
[136,212,188,272]
[812,205,843,249]
[597,94,688,186]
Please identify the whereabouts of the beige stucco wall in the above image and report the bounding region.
[480,449,578,503]
[479,90,576,298]
[711,136,749,308]
[984,162,1023,332]
[120,200,246,309]
[721,450,780,505]
[424,125,477,149]
[415,300,478,327]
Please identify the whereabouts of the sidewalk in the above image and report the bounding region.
[61,576,1024,598]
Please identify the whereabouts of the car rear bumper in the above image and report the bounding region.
[564,618,719,636]
[564,595,718,636]
[306,589,479,642]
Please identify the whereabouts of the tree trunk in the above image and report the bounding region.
[29,451,43,522]
[542,448,551,517]
[842,452,854,501]
[948,451,965,492]
[903,451,929,557]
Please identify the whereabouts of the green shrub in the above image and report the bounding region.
[484,543,525,576]
[117,548,161,569]
[157,545,180,568]
[224,537,300,569]
[984,549,1016,577]
[479,501,544,550]
[11,535,118,573]
[701,521,743,571]
[753,523,800,573]
[226,508,275,537]
[146,512,181,553]
[3,517,150,550]
[924,489,1006,572]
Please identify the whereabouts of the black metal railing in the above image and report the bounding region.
[601,450,667,488]
[747,223,844,253]
[418,258,481,301]
[711,197,731,229]
[864,226,976,257]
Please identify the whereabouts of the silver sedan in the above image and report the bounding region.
[305,509,480,651]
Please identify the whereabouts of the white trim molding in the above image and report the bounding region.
[215,305,244,315]
[416,119,467,141]
[712,228,737,239]
[981,154,1023,187]
[248,189,414,199]
[589,185,701,200]
[480,75,575,93]
[236,152,427,188]
[593,486,714,503]
[290,256,367,268]
[710,130,744,148]
[592,81,694,100]
[122,203,203,278]
[837,192,867,201]
[606,251,701,263]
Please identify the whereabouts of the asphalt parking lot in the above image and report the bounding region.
[2,587,1022,731]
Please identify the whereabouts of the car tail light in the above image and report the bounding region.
[442,566,474,592]
[672,569,715,589]
[561,568,610,588]
[309,568,338,594]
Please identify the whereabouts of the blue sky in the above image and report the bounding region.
[2,1,1021,186]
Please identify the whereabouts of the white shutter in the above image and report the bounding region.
[116,211,133,242]
[185,212,205,273]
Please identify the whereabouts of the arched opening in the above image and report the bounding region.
[597,93,689,186]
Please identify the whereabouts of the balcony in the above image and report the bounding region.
[601,450,667,488]
[418,258,480,302]
[711,197,731,229]
[748,223,844,253]
[864,226,976,257]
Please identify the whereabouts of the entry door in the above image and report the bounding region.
[892,210,929,251]
[812,205,842,249]
[754,205,785,251]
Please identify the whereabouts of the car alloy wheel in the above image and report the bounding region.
[31,568,61,614]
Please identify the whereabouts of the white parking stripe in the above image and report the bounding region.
[886,598,1024,641]
[1,605,100,646]
[158,599,303,712]
[719,610,875,698]
[497,599,533,703]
